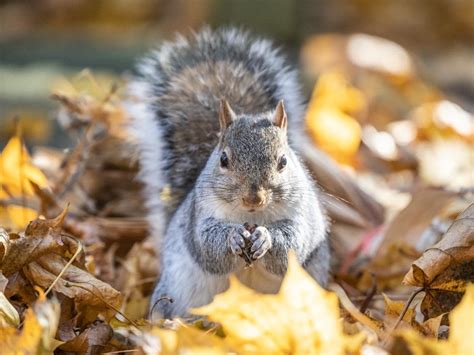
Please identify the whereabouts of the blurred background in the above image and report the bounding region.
[0,0,472,147]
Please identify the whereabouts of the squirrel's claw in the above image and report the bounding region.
[229,226,250,255]
[250,226,272,260]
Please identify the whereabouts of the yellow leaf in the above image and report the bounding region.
[5,206,38,231]
[51,70,121,100]
[383,293,413,322]
[311,71,366,113]
[0,136,48,195]
[195,253,359,354]
[0,308,42,355]
[305,71,364,165]
[142,326,233,355]
[0,135,48,229]
[306,107,361,164]
[449,283,474,355]
[394,284,474,354]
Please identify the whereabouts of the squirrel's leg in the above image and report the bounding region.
[302,238,330,287]
[256,219,329,286]
[256,219,298,276]
[149,254,229,319]
[192,217,249,274]
[149,222,232,318]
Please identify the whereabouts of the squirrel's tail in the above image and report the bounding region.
[125,27,305,238]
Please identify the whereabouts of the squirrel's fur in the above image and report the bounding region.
[126,27,329,319]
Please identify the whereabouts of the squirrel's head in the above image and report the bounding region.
[208,99,294,213]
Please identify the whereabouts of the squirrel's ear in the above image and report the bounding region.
[273,100,287,131]
[219,99,236,130]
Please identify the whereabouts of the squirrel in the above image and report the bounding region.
[125,27,329,319]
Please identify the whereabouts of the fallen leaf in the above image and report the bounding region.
[0,308,42,354]
[392,284,474,354]
[418,259,473,319]
[384,293,413,323]
[403,203,474,287]
[59,320,113,353]
[0,225,75,277]
[23,254,122,313]
[0,134,49,229]
[305,71,364,165]
[134,325,233,355]
[195,252,361,354]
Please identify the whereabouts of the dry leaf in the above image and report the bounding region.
[59,320,113,353]
[0,206,78,277]
[418,260,473,319]
[0,135,49,229]
[135,326,233,355]
[0,227,73,277]
[392,284,474,354]
[305,71,364,165]
[383,293,413,323]
[0,308,42,354]
[403,203,474,287]
[23,254,122,312]
[195,252,360,354]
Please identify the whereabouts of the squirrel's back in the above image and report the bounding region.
[126,27,304,233]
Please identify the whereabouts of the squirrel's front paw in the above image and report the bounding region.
[250,226,272,260]
[228,226,251,256]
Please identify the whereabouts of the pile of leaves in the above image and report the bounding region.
[0,35,473,354]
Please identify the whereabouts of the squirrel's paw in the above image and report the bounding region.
[250,226,272,260]
[228,226,251,255]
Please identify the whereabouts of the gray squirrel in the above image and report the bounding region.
[125,28,329,319]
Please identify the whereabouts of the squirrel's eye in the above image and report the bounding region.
[278,154,287,171]
[220,152,229,168]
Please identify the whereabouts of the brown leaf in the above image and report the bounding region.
[0,228,75,277]
[420,289,465,321]
[419,259,474,319]
[23,254,122,314]
[24,204,68,238]
[403,203,474,287]
[59,320,113,353]
[4,271,37,304]
[411,314,444,338]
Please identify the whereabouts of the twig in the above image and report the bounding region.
[359,273,377,313]
[241,249,253,267]
[44,237,83,296]
[391,287,424,332]
[65,281,139,327]
[329,283,383,336]
[149,296,173,320]
[349,294,414,302]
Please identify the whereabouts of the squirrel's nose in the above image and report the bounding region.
[242,189,266,208]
